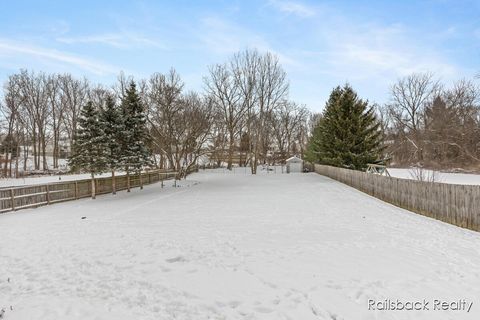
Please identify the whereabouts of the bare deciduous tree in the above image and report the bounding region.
[444,79,480,164]
[270,101,309,162]
[204,63,244,170]
[147,69,213,173]
[17,70,51,171]
[60,74,89,149]
[0,74,23,177]
[388,72,441,163]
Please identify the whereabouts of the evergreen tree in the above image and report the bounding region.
[101,95,123,194]
[304,122,322,163]
[306,84,383,170]
[119,81,151,191]
[68,101,108,198]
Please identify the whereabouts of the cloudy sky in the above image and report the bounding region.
[0,0,479,111]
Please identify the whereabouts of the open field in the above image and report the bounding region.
[1,169,479,319]
[388,168,480,185]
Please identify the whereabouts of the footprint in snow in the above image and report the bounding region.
[165,256,187,263]
[254,306,273,313]
[228,301,241,308]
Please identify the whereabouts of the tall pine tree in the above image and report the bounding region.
[101,95,123,194]
[120,81,151,191]
[306,84,383,170]
[69,101,108,198]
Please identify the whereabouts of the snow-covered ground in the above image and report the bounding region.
[2,156,69,174]
[1,170,479,319]
[0,172,118,188]
[388,168,480,185]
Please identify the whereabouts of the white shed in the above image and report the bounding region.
[286,156,303,173]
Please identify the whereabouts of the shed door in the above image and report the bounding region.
[290,162,302,173]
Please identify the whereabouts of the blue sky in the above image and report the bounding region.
[0,0,479,111]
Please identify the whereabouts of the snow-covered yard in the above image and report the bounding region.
[1,170,479,319]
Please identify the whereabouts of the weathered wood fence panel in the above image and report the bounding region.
[314,164,480,232]
[0,168,195,214]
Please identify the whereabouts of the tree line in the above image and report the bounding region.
[3,51,476,178]
[380,73,480,170]
[306,73,480,172]
[0,49,312,178]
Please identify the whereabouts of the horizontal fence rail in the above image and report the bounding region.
[314,164,480,232]
[0,166,198,214]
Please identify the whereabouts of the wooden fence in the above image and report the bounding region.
[0,168,196,214]
[314,164,480,232]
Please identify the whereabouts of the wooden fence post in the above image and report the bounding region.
[74,181,78,199]
[10,189,15,211]
[46,184,50,204]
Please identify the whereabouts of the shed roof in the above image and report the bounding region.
[286,156,303,163]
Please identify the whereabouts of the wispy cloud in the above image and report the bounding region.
[280,18,466,109]
[197,16,300,67]
[0,39,118,75]
[57,33,125,47]
[268,0,315,17]
[57,31,166,49]
[197,17,249,54]
[475,28,480,39]
[0,0,473,110]
[322,23,460,80]
[49,20,70,36]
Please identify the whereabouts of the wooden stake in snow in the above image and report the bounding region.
[91,173,96,199]
[126,170,131,192]
[112,170,116,195]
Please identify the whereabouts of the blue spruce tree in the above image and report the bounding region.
[306,84,383,170]
[69,101,108,198]
[120,81,151,191]
[101,95,123,194]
